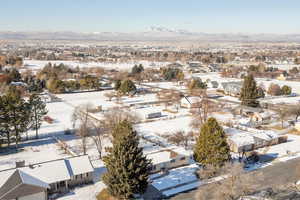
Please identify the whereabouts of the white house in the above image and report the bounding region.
[146,147,192,173]
[0,155,94,197]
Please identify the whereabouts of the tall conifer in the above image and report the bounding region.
[194,117,230,167]
[240,74,259,107]
[103,120,151,199]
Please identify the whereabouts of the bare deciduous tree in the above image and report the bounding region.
[275,108,289,128]
[289,104,300,122]
[90,120,106,159]
[72,103,93,155]
[162,130,194,149]
[189,89,224,129]
[102,108,139,140]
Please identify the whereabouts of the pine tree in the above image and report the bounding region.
[119,80,136,95]
[0,96,11,147]
[194,117,230,167]
[239,74,259,107]
[29,94,48,139]
[3,89,31,149]
[103,120,151,199]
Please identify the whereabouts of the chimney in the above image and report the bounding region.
[16,161,25,168]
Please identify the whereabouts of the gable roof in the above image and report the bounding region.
[0,155,94,188]
[64,156,94,176]
[0,170,49,200]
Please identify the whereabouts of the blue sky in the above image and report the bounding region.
[1,0,299,33]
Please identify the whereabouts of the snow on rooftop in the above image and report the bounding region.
[147,151,172,165]
[162,181,200,197]
[18,170,49,189]
[0,156,94,188]
[0,137,67,171]
[22,159,71,184]
[65,156,94,176]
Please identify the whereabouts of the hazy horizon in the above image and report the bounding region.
[1,0,300,34]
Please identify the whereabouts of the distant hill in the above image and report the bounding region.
[1,28,300,42]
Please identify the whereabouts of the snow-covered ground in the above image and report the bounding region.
[257,134,300,159]
[194,72,300,95]
[23,59,169,72]
[0,137,67,171]
[135,116,193,136]
[142,81,187,92]
[56,181,106,200]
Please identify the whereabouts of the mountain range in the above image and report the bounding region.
[1,27,300,42]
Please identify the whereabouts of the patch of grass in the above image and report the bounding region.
[97,189,118,200]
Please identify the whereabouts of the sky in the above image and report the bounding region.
[0,0,300,34]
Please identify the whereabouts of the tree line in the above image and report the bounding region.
[0,87,47,149]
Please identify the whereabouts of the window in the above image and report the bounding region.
[152,165,156,170]
[180,157,186,161]
[170,159,176,163]
[59,181,65,187]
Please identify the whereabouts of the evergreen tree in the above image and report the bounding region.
[188,78,207,91]
[2,89,31,149]
[119,80,136,95]
[239,74,259,107]
[194,117,230,167]
[114,79,122,91]
[103,120,151,199]
[0,96,11,147]
[131,64,144,75]
[29,94,48,139]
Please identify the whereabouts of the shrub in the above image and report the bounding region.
[97,189,118,200]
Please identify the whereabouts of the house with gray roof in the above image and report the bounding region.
[0,170,49,200]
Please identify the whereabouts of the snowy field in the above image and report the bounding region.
[57,91,160,111]
[135,116,193,136]
[142,81,187,92]
[57,91,118,110]
[0,137,67,171]
[23,59,169,71]
[194,72,300,94]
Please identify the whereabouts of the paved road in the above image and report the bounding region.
[170,157,300,200]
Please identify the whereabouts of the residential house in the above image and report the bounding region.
[0,155,94,197]
[225,127,288,153]
[146,147,192,173]
[0,170,49,200]
[222,82,243,97]
[250,112,272,125]
[207,80,219,88]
